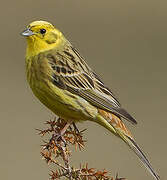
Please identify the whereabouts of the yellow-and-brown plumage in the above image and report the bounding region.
[22,20,160,180]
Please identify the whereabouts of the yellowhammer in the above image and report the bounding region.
[22,20,159,180]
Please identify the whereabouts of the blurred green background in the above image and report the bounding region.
[0,0,166,179]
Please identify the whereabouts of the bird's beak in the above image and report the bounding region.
[21,28,34,37]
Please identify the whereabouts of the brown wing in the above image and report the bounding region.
[46,45,137,124]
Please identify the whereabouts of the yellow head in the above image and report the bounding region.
[22,20,65,58]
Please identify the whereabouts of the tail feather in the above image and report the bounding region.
[118,132,160,180]
[96,112,160,180]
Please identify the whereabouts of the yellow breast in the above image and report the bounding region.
[26,54,98,122]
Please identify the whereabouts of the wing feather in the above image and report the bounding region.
[47,45,137,124]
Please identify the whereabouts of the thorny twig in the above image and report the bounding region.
[37,117,126,180]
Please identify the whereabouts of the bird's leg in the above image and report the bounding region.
[73,122,80,134]
[53,121,72,146]
[60,121,71,136]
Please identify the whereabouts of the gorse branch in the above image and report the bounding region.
[37,118,126,180]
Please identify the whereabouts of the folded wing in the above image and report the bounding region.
[47,45,137,124]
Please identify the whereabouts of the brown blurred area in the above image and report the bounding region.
[0,0,166,179]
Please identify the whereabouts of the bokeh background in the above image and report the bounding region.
[0,0,166,179]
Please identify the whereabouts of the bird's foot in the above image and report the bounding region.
[52,121,72,147]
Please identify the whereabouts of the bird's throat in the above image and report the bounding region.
[25,37,63,59]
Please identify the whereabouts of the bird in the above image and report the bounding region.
[21,20,159,180]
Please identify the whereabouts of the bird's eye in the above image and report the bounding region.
[40,29,46,34]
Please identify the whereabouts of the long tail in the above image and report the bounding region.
[119,132,160,180]
[96,110,160,180]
